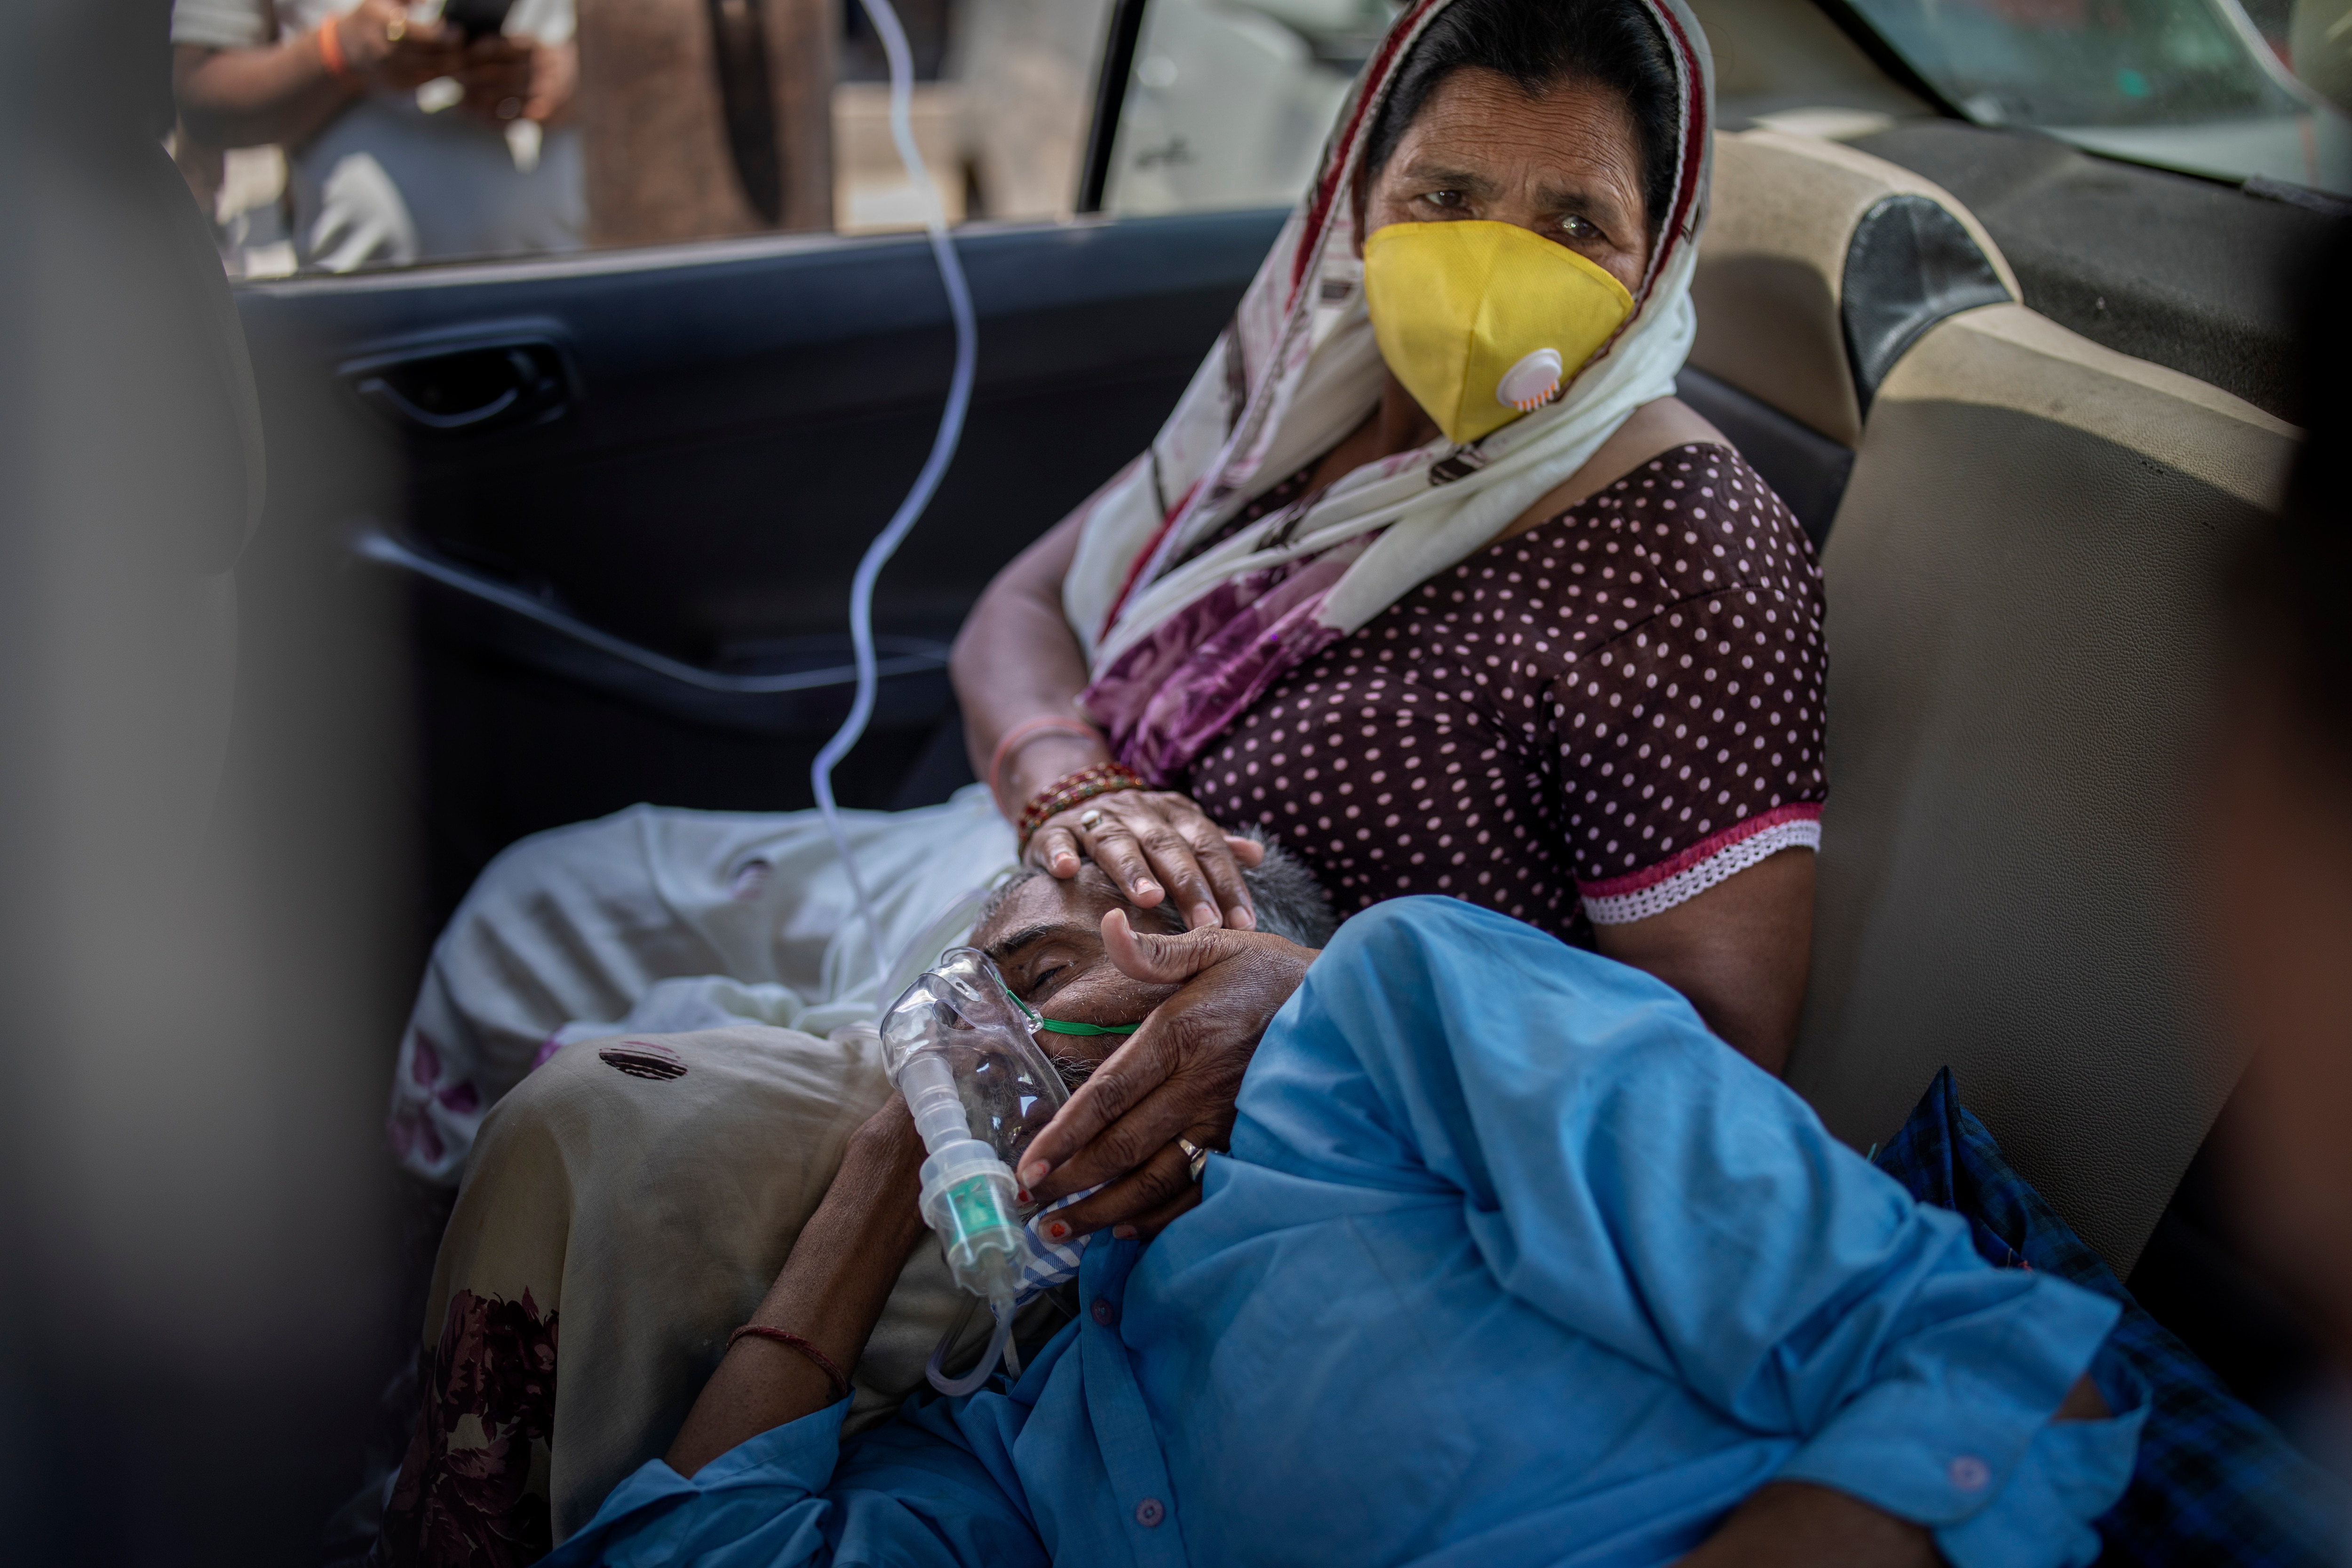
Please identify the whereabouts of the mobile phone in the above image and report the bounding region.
[439,0,516,40]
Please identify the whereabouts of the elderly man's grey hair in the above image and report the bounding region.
[980,827,1336,949]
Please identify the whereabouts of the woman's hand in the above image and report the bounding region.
[1027,789,1266,932]
[951,507,1264,931]
[1018,911,1316,1242]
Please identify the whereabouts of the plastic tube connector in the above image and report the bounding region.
[917,1137,1026,1308]
[897,1052,971,1153]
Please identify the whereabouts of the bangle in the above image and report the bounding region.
[315,17,358,88]
[988,716,1103,811]
[1017,762,1146,852]
[727,1324,851,1403]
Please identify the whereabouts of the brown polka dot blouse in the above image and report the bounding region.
[1180,442,1826,946]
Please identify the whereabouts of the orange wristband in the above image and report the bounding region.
[316,17,358,88]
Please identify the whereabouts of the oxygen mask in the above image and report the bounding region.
[881,946,1074,1390]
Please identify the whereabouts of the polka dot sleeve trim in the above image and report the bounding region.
[1581,804,1820,925]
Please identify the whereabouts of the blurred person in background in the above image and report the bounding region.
[172,0,583,270]
[2205,221,2352,1383]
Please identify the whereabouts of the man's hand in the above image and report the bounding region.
[457,36,579,126]
[334,0,462,92]
[1018,912,1315,1242]
[665,1096,929,1477]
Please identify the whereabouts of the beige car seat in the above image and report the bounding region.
[1677,131,2015,542]
[1692,130,2300,1276]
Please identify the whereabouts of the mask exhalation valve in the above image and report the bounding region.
[1496,347,1565,411]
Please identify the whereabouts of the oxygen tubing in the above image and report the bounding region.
[927,1297,1022,1397]
[810,0,980,995]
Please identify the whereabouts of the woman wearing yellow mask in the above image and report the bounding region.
[388,0,1818,1267]
[949,0,1829,1248]
[969,0,1815,1071]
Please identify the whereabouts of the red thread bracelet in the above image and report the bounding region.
[727,1324,850,1403]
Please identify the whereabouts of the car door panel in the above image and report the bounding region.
[234,207,1285,920]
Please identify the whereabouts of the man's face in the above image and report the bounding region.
[972,864,1187,1077]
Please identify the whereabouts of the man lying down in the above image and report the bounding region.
[537,858,2144,1568]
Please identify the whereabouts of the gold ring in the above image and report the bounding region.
[386,15,405,41]
[1077,808,1104,831]
[1176,1137,1209,1183]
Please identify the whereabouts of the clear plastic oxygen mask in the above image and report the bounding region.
[881,946,1071,1392]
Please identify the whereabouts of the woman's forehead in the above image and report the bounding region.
[1388,67,1641,182]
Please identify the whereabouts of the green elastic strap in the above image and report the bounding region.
[994,971,1142,1037]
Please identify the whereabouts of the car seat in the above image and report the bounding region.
[1690,129,2301,1275]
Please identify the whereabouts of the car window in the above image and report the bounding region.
[167,0,1112,279]
[1097,0,1395,215]
[1839,0,2352,192]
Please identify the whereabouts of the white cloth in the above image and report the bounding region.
[170,0,584,270]
[1060,0,1716,670]
[388,786,1017,1184]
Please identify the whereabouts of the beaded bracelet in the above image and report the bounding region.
[1016,762,1146,852]
[727,1324,850,1403]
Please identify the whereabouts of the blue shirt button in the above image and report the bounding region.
[1949,1455,1990,1491]
[1092,1298,1120,1327]
[1135,1497,1165,1528]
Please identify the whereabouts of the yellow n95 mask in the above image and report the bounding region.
[1361,219,1636,446]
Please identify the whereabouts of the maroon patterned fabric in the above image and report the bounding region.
[1183,442,1825,941]
[376,1290,560,1568]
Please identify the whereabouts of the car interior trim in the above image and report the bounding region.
[1839,193,2011,412]
[354,526,954,735]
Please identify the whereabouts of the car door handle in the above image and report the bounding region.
[342,337,571,436]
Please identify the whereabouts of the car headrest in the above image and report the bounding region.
[1692,130,2019,449]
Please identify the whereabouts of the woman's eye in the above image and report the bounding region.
[1422,189,1466,211]
[1561,214,1601,241]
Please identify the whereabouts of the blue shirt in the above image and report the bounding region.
[546,898,2145,1568]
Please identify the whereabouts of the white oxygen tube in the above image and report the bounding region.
[810,0,981,995]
